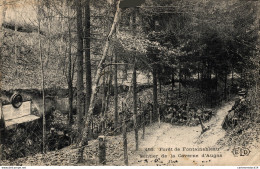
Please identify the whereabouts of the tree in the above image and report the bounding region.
[37,0,46,154]
[131,9,138,150]
[76,0,85,141]
[66,0,74,125]
[84,0,92,118]
[0,0,5,49]
[114,46,119,134]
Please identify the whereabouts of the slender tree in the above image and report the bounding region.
[114,50,119,134]
[0,1,3,155]
[0,0,5,49]
[84,0,92,116]
[131,8,138,150]
[67,1,74,125]
[122,103,128,166]
[133,55,138,150]
[37,0,46,154]
[76,0,85,141]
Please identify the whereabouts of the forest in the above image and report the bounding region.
[0,0,260,166]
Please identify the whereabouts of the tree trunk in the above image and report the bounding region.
[131,9,138,150]
[197,62,200,82]
[104,67,112,132]
[133,56,138,150]
[0,1,5,47]
[114,51,118,134]
[46,5,51,67]
[76,0,84,143]
[0,9,5,149]
[159,77,162,93]
[171,71,175,91]
[77,0,121,162]
[152,67,158,121]
[231,68,234,87]
[215,72,218,92]
[102,58,112,134]
[101,68,107,133]
[179,67,181,98]
[14,10,18,76]
[0,6,3,148]
[122,102,128,166]
[37,0,46,154]
[85,0,92,116]
[0,0,5,74]
[224,70,227,100]
[139,98,145,139]
[67,6,73,125]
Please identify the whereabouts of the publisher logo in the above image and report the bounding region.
[232,147,250,157]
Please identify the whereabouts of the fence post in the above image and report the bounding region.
[98,136,106,165]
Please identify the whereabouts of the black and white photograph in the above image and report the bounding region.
[0,0,259,166]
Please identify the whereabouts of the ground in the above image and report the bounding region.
[1,100,259,166]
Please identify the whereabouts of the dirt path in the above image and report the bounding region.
[124,101,234,165]
[126,100,260,166]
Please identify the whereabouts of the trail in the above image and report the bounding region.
[126,100,259,166]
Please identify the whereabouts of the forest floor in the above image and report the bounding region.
[2,99,259,166]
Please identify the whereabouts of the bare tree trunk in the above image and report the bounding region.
[122,102,128,166]
[104,68,112,132]
[46,4,51,67]
[179,66,181,98]
[152,67,158,121]
[67,6,73,125]
[216,72,218,92]
[130,8,138,149]
[101,69,107,133]
[76,0,84,142]
[0,5,3,148]
[14,9,18,76]
[77,0,121,162]
[255,1,260,114]
[138,98,145,139]
[0,1,5,45]
[114,50,118,134]
[224,70,227,100]
[231,68,234,87]
[37,0,46,154]
[0,0,5,74]
[159,77,162,93]
[133,56,138,150]
[171,71,175,91]
[84,0,92,116]
[101,57,112,134]
[197,63,200,83]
